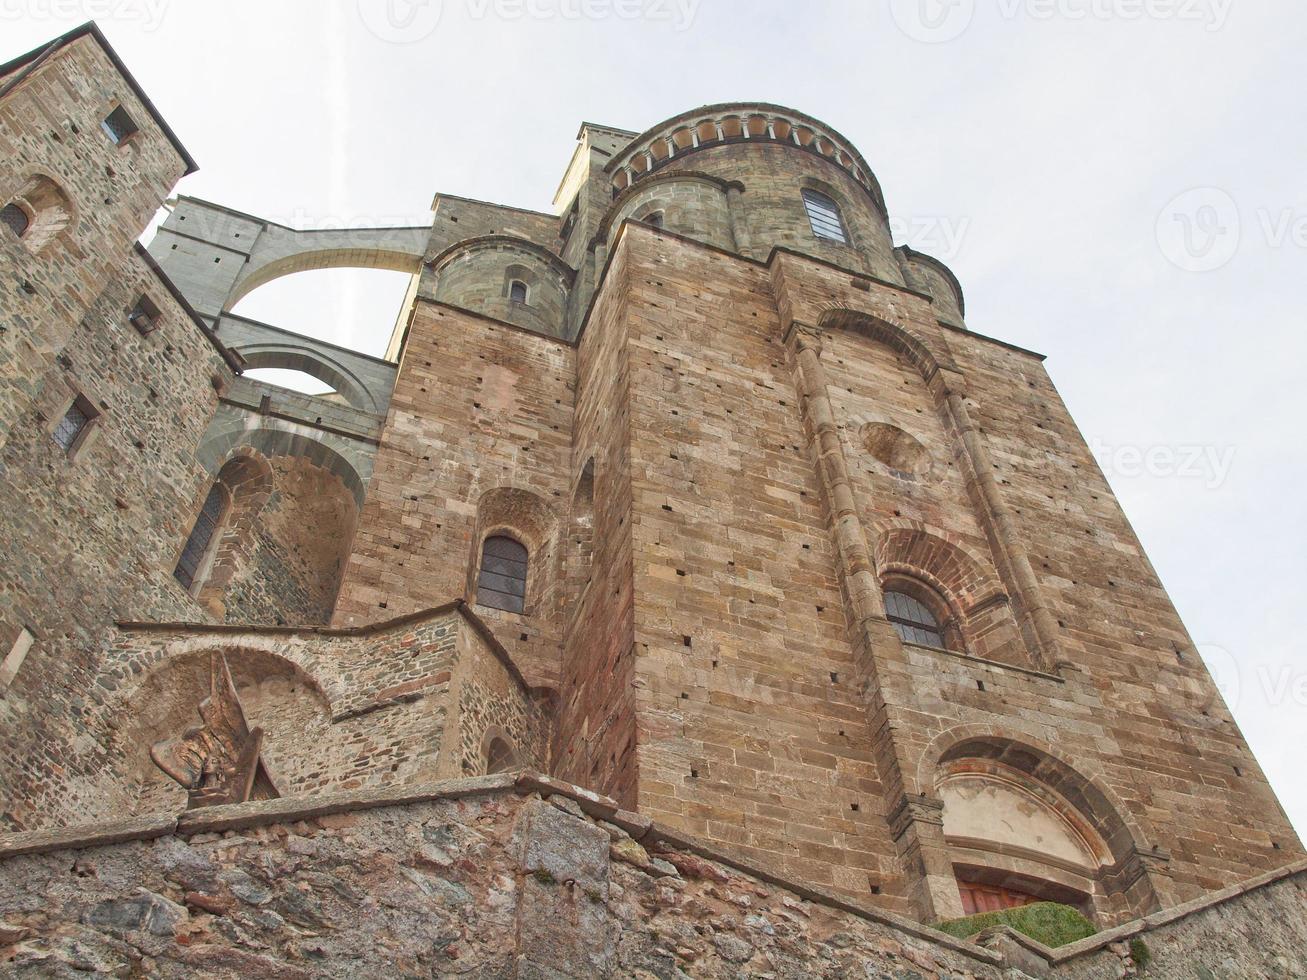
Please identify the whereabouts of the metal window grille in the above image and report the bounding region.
[509,280,528,304]
[174,484,225,589]
[477,535,528,613]
[52,401,91,453]
[801,188,848,243]
[1,203,28,238]
[101,105,138,144]
[885,590,946,649]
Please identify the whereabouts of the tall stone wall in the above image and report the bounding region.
[0,32,192,451]
[602,224,904,905]
[332,302,575,688]
[0,246,231,831]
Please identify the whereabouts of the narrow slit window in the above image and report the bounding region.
[802,188,848,244]
[1,202,29,238]
[509,280,529,304]
[884,589,946,650]
[128,294,161,335]
[477,535,528,613]
[52,396,96,455]
[101,105,139,145]
[174,483,226,590]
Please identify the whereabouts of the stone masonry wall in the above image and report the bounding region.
[0,246,230,832]
[61,603,546,822]
[0,33,191,451]
[612,224,904,905]
[551,243,639,803]
[1,776,1303,979]
[333,302,575,689]
[219,455,359,627]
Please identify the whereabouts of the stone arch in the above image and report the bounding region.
[872,520,1006,612]
[108,644,334,815]
[918,726,1164,920]
[873,520,1028,666]
[467,487,559,618]
[197,422,366,507]
[235,343,380,412]
[190,435,361,625]
[3,172,74,253]
[818,307,954,384]
[228,237,427,310]
[481,726,521,774]
[189,449,276,612]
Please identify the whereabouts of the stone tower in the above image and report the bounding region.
[1,23,1304,976]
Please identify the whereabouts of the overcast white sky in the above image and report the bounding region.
[7,1,1304,836]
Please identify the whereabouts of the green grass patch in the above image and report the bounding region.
[935,902,1097,948]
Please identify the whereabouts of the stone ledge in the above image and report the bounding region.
[0,814,177,860]
[175,773,520,835]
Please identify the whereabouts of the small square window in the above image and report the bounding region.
[101,105,139,145]
[52,394,98,456]
[128,294,161,335]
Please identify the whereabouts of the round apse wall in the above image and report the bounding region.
[861,422,931,477]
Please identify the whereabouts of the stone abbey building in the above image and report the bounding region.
[0,22,1304,979]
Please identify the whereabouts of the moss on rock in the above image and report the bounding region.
[935,902,1097,948]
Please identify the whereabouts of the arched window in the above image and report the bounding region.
[485,736,518,774]
[885,589,946,649]
[1,202,29,239]
[508,279,529,304]
[477,535,528,613]
[643,210,665,229]
[175,483,227,591]
[801,188,848,244]
[3,176,73,252]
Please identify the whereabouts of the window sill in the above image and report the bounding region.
[899,641,1065,683]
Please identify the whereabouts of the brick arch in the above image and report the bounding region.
[871,520,1006,614]
[915,725,1153,865]
[197,423,366,507]
[466,488,560,615]
[818,307,957,384]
